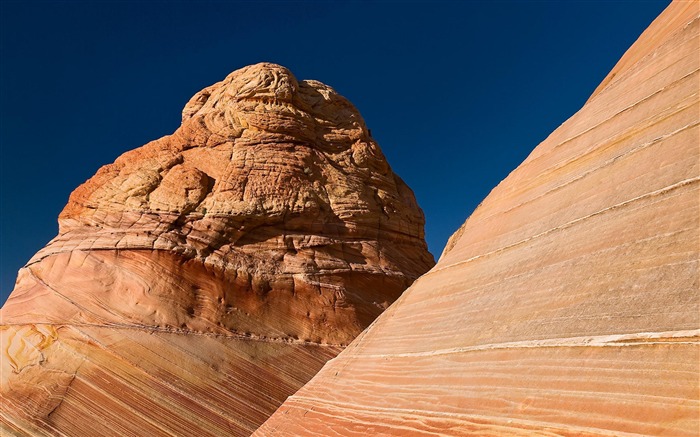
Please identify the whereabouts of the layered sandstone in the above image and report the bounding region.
[0,63,434,436]
[256,2,700,436]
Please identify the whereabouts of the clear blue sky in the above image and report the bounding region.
[0,1,670,305]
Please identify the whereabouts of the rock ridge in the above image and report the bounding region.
[255,3,700,436]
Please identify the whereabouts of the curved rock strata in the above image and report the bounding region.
[0,63,434,436]
[256,3,700,436]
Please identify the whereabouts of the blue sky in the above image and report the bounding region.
[0,1,669,304]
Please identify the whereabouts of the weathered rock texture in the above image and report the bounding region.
[256,2,700,436]
[0,63,434,436]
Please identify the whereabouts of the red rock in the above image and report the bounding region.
[0,63,434,436]
[256,3,700,436]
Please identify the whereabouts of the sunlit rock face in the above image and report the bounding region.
[256,3,700,436]
[0,63,434,436]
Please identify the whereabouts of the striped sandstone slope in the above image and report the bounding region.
[255,2,700,436]
[0,63,434,436]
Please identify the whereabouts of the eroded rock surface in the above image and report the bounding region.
[0,63,434,436]
[256,3,700,436]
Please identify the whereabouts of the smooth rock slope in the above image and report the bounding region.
[256,2,700,436]
[0,63,434,436]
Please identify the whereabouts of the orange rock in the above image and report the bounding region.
[0,63,434,436]
[256,3,700,436]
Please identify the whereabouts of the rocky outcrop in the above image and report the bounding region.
[0,63,434,436]
[256,2,700,436]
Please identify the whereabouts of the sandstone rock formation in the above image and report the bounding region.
[256,2,700,436]
[0,63,434,436]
